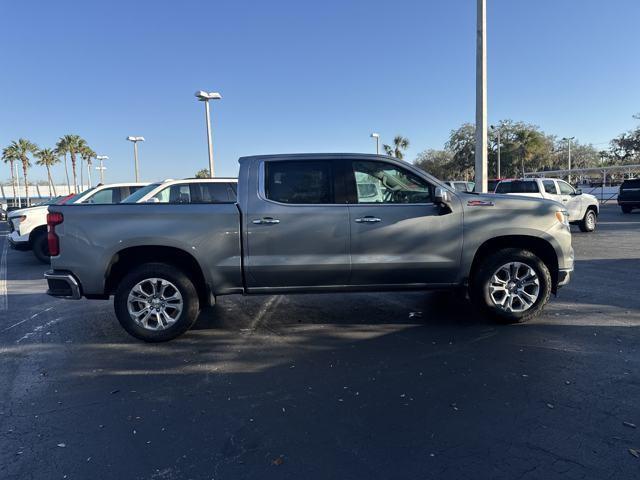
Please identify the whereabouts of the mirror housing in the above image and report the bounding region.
[145,197,160,203]
[574,188,582,195]
[434,187,450,205]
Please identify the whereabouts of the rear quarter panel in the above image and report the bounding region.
[49,204,242,296]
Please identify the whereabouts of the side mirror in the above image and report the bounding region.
[574,188,582,195]
[145,197,160,203]
[434,187,449,205]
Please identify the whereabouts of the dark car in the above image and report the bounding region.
[618,179,640,213]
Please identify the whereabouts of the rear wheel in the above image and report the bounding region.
[470,248,551,324]
[578,209,597,232]
[31,231,50,264]
[114,263,200,342]
[621,206,632,214]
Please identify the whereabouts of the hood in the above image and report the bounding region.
[458,192,563,212]
[8,205,48,218]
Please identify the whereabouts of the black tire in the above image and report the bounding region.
[470,248,552,324]
[114,263,200,342]
[578,209,597,232]
[31,231,50,264]
[621,206,632,214]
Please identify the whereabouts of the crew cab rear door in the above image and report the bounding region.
[345,159,463,285]
[243,158,350,289]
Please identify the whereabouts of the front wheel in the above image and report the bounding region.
[470,248,552,324]
[579,209,597,232]
[31,231,50,264]
[114,263,200,342]
[621,206,632,214]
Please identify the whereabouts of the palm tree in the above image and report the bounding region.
[10,138,38,206]
[35,148,60,197]
[79,143,96,188]
[55,138,71,192]
[2,145,19,204]
[58,134,83,193]
[383,135,410,160]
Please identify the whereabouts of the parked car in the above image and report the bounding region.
[618,178,640,213]
[495,178,599,232]
[45,153,573,342]
[8,183,147,263]
[445,181,475,193]
[488,178,510,193]
[121,178,237,204]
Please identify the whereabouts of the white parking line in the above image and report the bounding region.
[0,233,8,311]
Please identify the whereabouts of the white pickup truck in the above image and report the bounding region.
[8,183,147,262]
[496,178,599,232]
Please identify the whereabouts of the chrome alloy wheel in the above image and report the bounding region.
[127,278,183,330]
[488,262,540,313]
[586,211,596,230]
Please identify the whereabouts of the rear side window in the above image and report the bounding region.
[542,180,557,194]
[265,161,334,204]
[495,181,539,194]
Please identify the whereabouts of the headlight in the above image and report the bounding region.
[555,210,570,227]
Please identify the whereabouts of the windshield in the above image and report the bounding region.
[121,183,162,203]
[496,181,539,194]
[65,187,98,204]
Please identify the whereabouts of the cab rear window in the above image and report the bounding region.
[495,181,539,194]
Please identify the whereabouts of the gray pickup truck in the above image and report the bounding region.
[45,154,574,342]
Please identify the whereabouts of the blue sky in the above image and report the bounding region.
[1,0,639,183]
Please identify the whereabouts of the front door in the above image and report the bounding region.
[346,159,463,286]
[244,159,351,289]
[556,180,582,220]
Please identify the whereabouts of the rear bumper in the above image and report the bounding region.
[44,270,82,299]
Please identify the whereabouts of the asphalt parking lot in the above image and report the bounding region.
[1,205,639,480]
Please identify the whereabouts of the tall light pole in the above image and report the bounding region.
[370,133,380,154]
[562,136,575,183]
[126,137,144,182]
[96,155,108,184]
[474,0,488,193]
[490,125,501,179]
[195,90,222,178]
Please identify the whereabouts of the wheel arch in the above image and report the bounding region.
[28,224,48,244]
[104,246,212,306]
[469,235,560,293]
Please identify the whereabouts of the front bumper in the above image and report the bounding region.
[8,232,30,251]
[44,270,82,299]
[557,268,572,287]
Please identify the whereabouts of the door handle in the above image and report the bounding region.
[252,217,280,225]
[562,199,569,202]
[355,216,381,223]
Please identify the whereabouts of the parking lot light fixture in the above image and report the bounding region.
[126,136,145,182]
[561,136,576,183]
[195,91,222,178]
[370,133,380,155]
[96,155,109,184]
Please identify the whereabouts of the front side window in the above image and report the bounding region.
[542,180,557,194]
[83,188,116,204]
[352,161,433,204]
[265,161,334,204]
[557,181,575,195]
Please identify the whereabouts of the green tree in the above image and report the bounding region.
[610,125,640,164]
[414,149,454,179]
[58,134,84,192]
[383,135,410,160]
[55,137,71,191]
[9,138,38,206]
[2,145,19,203]
[79,143,96,188]
[195,168,210,178]
[35,148,60,197]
